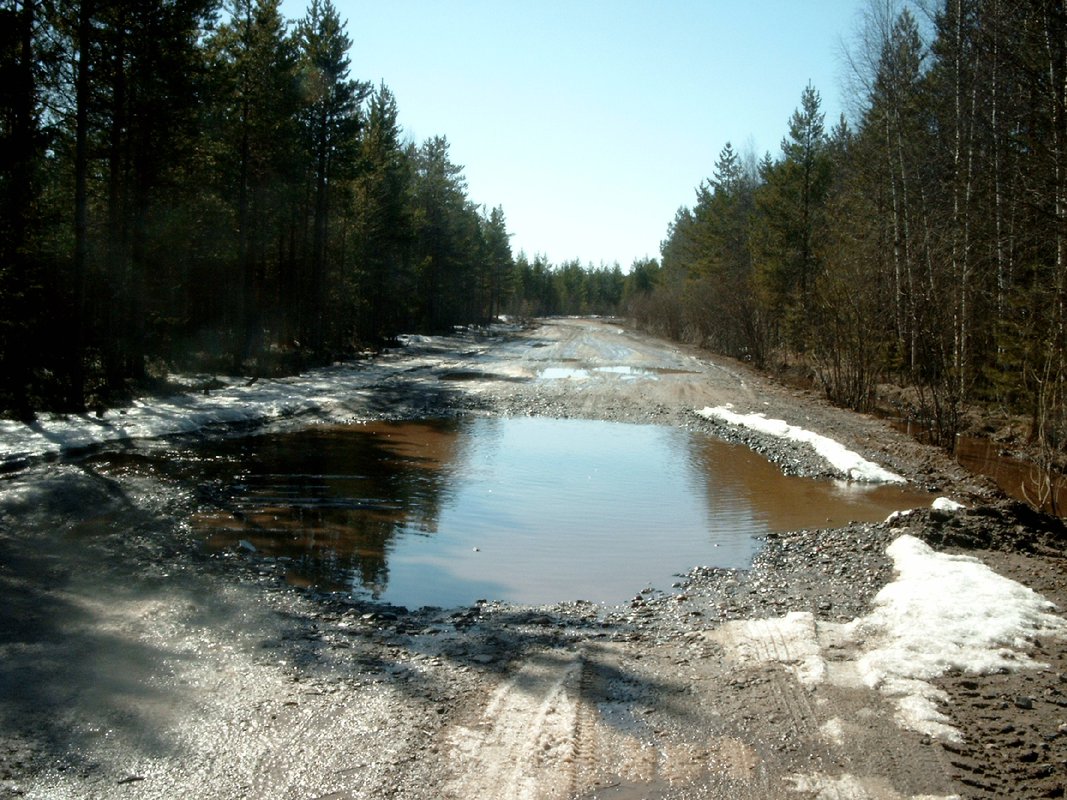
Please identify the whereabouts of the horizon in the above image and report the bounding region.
[280,0,869,268]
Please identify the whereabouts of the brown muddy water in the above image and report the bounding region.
[957,442,1067,512]
[179,418,931,609]
[893,420,1067,513]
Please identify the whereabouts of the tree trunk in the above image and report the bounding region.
[71,0,93,409]
[3,0,39,419]
[105,6,128,391]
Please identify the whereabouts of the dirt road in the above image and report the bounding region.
[1,318,1065,799]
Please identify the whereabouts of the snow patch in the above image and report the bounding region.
[819,718,846,746]
[931,497,965,512]
[395,333,436,345]
[539,367,589,381]
[716,535,1066,745]
[696,405,905,484]
[859,535,1064,677]
[0,351,428,468]
[887,496,965,524]
[712,611,826,689]
[848,535,1066,740]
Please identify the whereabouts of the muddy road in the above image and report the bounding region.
[2,318,1066,799]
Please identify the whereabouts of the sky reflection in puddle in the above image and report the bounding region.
[195,417,932,608]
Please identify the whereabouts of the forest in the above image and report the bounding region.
[4,0,1067,505]
[0,0,631,419]
[633,0,1067,504]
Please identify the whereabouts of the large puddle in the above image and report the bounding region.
[183,418,931,608]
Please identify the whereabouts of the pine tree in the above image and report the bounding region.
[0,0,45,418]
[296,0,369,353]
[353,82,414,342]
[211,0,301,367]
[89,0,216,387]
[700,142,762,359]
[482,205,514,321]
[412,135,472,331]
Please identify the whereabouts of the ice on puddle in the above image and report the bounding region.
[696,405,905,484]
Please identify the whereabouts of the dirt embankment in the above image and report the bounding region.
[2,317,1066,800]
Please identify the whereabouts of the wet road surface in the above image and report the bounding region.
[0,318,1059,800]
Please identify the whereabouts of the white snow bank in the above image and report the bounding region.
[696,405,904,484]
[859,535,1064,678]
[715,535,1066,745]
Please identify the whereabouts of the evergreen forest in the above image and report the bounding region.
[634,1,1067,504]
[4,0,1067,504]
[0,0,630,419]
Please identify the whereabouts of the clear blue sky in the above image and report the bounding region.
[281,1,865,269]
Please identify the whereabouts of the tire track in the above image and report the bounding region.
[443,648,585,800]
[712,613,963,799]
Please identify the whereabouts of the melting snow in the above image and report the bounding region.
[713,612,826,688]
[931,497,965,512]
[0,358,408,468]
[852,534,1066,739]
[696,405,905,484]
[716,534,1066,745]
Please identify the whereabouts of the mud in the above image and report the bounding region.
[1,318,1064,799]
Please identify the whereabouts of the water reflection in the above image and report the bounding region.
[194,421,462,595]
[892,419,1067,514]
[688,435,934,533]
[190,418,933,608]
[387,418,749,607]
[952,436,1067,513]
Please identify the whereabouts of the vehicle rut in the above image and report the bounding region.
[443,648,585,800]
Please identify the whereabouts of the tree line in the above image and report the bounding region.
[634,0,1067,503]
[508,255,634,319]
[1,0,619,418]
